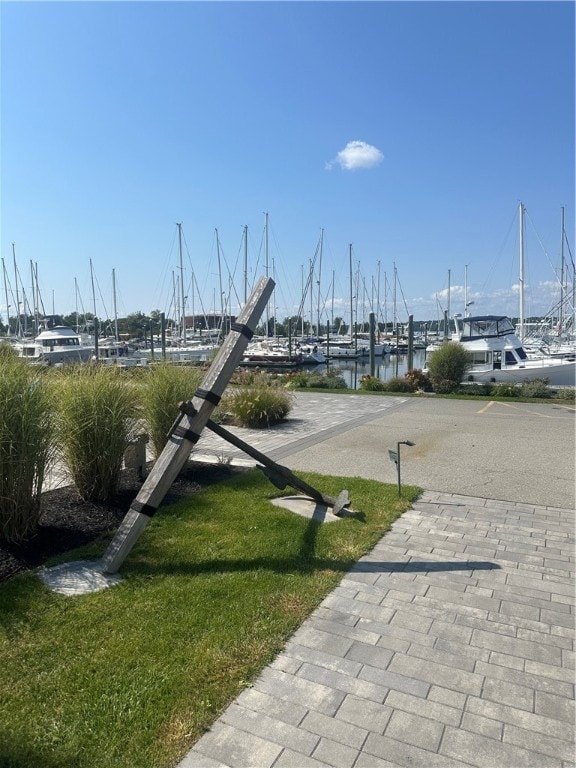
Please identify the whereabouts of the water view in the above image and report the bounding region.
[307,350,428,390]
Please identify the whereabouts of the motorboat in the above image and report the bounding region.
[296,342,326,365]
[426,315,576,387]
[15,325,94,365]
[137,339,219,364]
[319,337,367,359]
[240,340,303,368]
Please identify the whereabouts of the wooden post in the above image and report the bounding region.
[407,314,414,372]
[369,311,375,377]
[100,276,275,574]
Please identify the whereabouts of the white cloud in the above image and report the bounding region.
[326,140,384,171]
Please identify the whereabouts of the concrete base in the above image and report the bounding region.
[38,560,123,595]
[271,495,346,522]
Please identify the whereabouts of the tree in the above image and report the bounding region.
[122,311,151,338]
[332,316,348,335]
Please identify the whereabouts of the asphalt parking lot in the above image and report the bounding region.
[196,392,576,510]
[284,394,576,510]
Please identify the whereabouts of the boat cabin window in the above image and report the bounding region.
[460,317,515,340]
[41,337,80,347]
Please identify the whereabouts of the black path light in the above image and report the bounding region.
[388,440,416,497]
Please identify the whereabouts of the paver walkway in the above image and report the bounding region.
[193,392,409,464]
[177,395,575,768]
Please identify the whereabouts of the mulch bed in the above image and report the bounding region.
[0,462,243,585]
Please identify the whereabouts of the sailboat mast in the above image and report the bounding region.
[331,269,335,331]
[317,228,323,337]
[376,260,381,335]
[384,271,388,334]
[393,263,397,335]
[112,268,119,342]
[30,261,36,335]
[12,244,22,336]
[264,212,270,335]
[74,278,80,332]
[90,257,97,324]
[301,265,305,337]
[191,265,195,332]
[177,222,185,339]
[447,268,451,332]
[519,202,525,340]
[243,225,248,306]
[560,206,565,332]
[349,244,355,350]
[2,259,11,336]
[309,258,314,334]
[216,228,224,335]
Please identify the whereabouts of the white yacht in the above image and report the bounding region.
[426,315,576,387]
[16,326,94,365]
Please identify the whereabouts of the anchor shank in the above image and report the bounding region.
[205,418,335,506]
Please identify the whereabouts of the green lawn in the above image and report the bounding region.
[0,469,419,768]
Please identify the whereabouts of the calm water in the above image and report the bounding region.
[308,350,427,390]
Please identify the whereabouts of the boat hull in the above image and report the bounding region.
[464,361,576,387]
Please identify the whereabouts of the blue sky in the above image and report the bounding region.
[1,0,574,328]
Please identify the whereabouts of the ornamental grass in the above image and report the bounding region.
[137,363,204,457]
[0,350,54,543]
[223,376,294,428]
[52,364,137,501]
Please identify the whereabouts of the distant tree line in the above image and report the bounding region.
[1,310,545,340]
[1,310,169,339]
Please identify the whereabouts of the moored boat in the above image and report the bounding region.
[15,325,94,365]
[426,315,576,386]
[240,340,303,368]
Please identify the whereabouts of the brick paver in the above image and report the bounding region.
[176,394,575,768]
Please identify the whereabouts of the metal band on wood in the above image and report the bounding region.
[194,388,221,406]
[230,322,254,340]
[173,425,201,443]
[130,500,158,518]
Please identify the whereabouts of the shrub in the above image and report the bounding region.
[519,378,552,399]
[456,382,494,396]
[555,387,575,402]
[383,376,417,393]
[224,382,294,428]
[286,370,347,389]
[432,378,459,395]
[491,382,520,398]
[404,368,433,392]
[139,363,204,456]
[231,369,270,387]
[0,358,54,542]
[309,371,347,389]
[359,375,387,392]
[53,365,137,501]
[426,343,471,394]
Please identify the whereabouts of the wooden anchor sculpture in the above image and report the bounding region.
[101,276,275,574]
[176,401,351,516]
[100,275,350,577]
